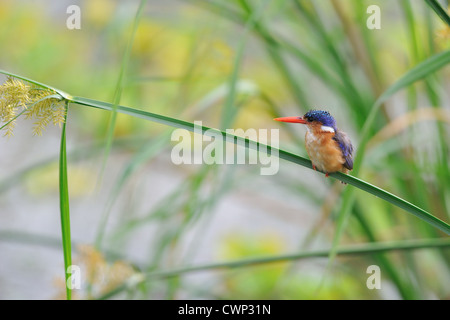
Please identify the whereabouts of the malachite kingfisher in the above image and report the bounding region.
[274,110,354,178]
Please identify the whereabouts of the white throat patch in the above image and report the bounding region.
[320,125,335,133]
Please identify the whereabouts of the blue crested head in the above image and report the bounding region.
[303,110,336,129]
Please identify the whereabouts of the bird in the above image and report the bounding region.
[274,110,354,179]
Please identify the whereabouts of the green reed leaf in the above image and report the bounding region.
[97,237,450,299]
[328,49,450,272]
[59,101,72,300]
[69,95,450,235]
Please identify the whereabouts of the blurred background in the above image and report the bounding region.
[0,0,449,299]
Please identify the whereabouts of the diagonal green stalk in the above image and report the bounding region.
[234,0,312,109]
[94,131,172,248]
[1,67,449,300]
[59,100,72,300]
[328,49,450,268]
[1,67,449,236]
[220,0,271,130]
[69,95,450,235]
[99,0,148,188]
[191,0,344,106]
[424,0,450,26]
[97,237,450,299]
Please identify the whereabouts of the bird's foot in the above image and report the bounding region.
[312,164,316,171]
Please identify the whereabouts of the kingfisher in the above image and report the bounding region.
[274,110,354,179]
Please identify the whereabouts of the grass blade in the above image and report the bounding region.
[94,131,172,248]
[220,0,271,129]
[97,237,450,299]
[69,95,450,235]
[374,50,450,110]
[99,0,148,187]
[1,67,448,275]
[59,100,72,300]
[328,49,450,272]
[1,65,449,233]
[425,0,450,26]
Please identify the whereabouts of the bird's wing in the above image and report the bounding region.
[333,130,354,170]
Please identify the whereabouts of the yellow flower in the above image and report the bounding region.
[0,77,30,136]
[0,77,65,136]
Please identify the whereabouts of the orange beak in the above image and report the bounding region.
[273,116,307,124]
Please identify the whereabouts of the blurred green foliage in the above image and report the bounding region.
[0,0,449,299]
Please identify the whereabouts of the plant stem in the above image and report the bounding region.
[97,237,450,299]
[59,100,72,300]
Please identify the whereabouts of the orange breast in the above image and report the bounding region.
[305,127,347,174]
